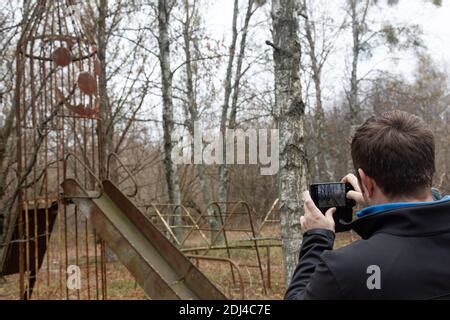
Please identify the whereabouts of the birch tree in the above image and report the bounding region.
[347,0,370,126]
[157,0,182,238]
[218,0,260,212]
[218,0,239,208]
[180,0,222,240]
[96,0,115,179]
[345,0,430,126]
[300,0,346,181]
[270,0,308,286]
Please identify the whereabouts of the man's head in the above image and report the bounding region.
[351,110,435,205]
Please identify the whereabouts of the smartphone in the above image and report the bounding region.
[309,183,356,232]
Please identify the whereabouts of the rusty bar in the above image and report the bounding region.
[186,255,245,300]
[147,205,181,246]
[93,229,100,300]
[240,201,267,295]
[106,153,138,198]
[266,246,271,290]
[257,198,280,235]
[210,203,237,286]
[15,43,25,300]
[24,202,30,299]
[33,204,39,299]
[30,36,41,300]
[146,204,210,248]
[42,46,51,287]
[100,239,106,300]
[63,153,103,199]
[85,219,90,300]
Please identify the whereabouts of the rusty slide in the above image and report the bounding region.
[62,179,226,300]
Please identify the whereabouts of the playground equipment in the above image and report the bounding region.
[145,199,283,296]
[62,178,225,300]
[0,0,109,299]
[0,0,227,300]
[0,0,281,300]
[143,204,210,249]
[257,199,280,236]
[0,199,58,299]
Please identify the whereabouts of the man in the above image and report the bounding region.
[285,110,450,300]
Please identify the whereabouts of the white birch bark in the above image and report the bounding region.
[158,0,182,239]
[181,0,221,241]
[271,0,309,287]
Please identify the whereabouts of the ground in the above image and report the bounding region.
[0,228,357,300]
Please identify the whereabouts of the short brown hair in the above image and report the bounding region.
[351,110,435,198]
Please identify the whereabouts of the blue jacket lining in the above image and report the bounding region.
[356,196,450,218]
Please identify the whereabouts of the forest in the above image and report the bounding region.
[0,0,448,300]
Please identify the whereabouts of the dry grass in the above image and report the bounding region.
[0,228,357,300]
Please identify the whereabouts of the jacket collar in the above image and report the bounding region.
[346,197,450,239]
[356,196,450,218]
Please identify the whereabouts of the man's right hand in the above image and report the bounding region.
[341,173,366,208]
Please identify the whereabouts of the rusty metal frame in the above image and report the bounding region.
[63,152,103,199]
[6,0,109,300]
[61,179,227,300]
[215,202,267,295]
[143,204,210,248]
[256,198,280,236]
[106,153,138,198]
[186,255,245,300]
[144,204,181,246]
[146,199,280,295]
[140,200,274,296]
[182,241,282,292]
[189,201,269,295]
[4,0,282,300]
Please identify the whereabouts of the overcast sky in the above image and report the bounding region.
[204,0,450,107]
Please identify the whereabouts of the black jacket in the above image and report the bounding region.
[285,197,450,300]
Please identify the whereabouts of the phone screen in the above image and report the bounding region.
[315,183,347,208]
[309,183,355,232]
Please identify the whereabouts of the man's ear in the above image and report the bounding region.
[358,168,374,201]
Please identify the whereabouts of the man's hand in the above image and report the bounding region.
[300,191,336,232]
[341,173,366,207]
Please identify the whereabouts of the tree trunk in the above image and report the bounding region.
[347,0,370,174]
[181,0,221,242]
[271,0,309,287]
[96,0,118,262]
[348,0,370,126]
[218,0,239,212]
[158,0,182,241]
[229,0,255,128]
[219,0,256,221]
[302,3,328,181]
[349,0,360,126]
[97,0,116,178]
